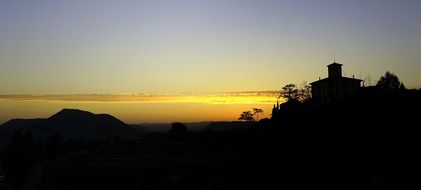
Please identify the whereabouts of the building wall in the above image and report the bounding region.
[312,80,360,100]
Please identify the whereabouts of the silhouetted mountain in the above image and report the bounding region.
[0,109,142,144]
[39,109,130,134]
[203,121,252,132]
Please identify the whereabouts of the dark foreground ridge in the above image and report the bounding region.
[1,87,421,189]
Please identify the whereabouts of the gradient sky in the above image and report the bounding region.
[1,0,421,95]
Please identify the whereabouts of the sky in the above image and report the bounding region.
[0,0,420,123]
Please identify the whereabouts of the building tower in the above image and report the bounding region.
[327,62,342,78]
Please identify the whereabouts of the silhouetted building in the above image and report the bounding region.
[310,62,362,100]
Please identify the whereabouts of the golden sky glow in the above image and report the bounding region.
[0,92,282,124]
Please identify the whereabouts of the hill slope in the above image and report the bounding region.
[0,109,142,144]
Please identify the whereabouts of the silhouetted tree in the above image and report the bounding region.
[252,108,264,121]
[279,83,311,102]
[238,111,254,122]
[279,84,298,101]
[169,122,188,142]
[298,82,312,102]
[376,71,405,93]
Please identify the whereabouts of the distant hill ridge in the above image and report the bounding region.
[0,109,250,145]
[44,109,129,130]
[0,109,144,144]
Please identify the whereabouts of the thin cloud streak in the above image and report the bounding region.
[0,91,281,104]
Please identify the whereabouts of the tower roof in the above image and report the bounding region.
[327,62,342,67]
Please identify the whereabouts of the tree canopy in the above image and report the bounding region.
[279,83,311,102]
[238,111,254,122]
[376,71,405,93]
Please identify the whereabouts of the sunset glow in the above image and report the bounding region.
[0,91,280,104]
[0,92,281,124]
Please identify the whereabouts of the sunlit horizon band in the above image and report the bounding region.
[0,91,283,104]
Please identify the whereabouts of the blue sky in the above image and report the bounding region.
[1,0,420,94]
